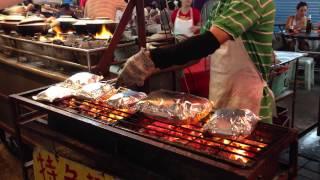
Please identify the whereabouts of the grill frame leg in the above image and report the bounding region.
[288,140,298,179]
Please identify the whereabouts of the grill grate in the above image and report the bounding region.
[57,97,274,168]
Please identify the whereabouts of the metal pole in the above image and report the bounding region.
[288,140,298,179]
[136,0,146,48]
[291,58,299,128]
[95,0,136,74]
[86,51,92,72]
[317,96,320,136]
[10,98,29,180]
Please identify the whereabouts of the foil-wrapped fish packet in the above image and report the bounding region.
[61,72,104,90]
[32,86,76,102]
[136,90,213,124]
[106,89,147,113]
[76,82,115,100]
[203,109,260,137]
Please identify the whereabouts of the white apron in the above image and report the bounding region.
[209,38,274,116]
[173,9,194,37]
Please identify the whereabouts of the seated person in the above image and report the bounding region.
[285,1,308,33]
[285,1,310,51]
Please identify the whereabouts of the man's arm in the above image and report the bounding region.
[150,0,263,69]
[150,28,231,69]
[116,0,264,87]
[0,0,22,9]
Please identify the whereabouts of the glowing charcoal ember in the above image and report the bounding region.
[222,139,231,145]
[218,151,250,164]
[146,125,170,134]
[194,139,221,148]
[175,126,201,136]
[230,154,249,164]
[162,136,181,143]
[241,139,267,148]
[87,111,98,118]
[145,129,163,137]
[152,121,171,129]
[224,147,255,158]
[79,104,89,110]
[60,97,132,123]
[100,116,117,123]
[174,138,189,145]
[180,124,203,132]
[189,130,202,137]
[119,112,130,117]
[230,142,261,153]
[189,142,203,149]
[166,130,182,137]
[203,147,218,154]
[108,113,123,120]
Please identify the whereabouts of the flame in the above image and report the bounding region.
[39,35,50,42]
[53,26,64,41]
[95,25,113,40]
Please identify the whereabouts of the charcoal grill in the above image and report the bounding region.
[10,87,298,180]
[58,97,267,168]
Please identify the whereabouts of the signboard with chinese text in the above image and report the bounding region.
[33,148,114,180]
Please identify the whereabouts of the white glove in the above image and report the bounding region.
[116,48,158,87]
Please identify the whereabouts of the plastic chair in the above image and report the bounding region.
[288,57,315,90]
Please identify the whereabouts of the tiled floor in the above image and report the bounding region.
[297,128,320,180]
[278,74,320,133]
[280,128,320,180]
[0,142,23,180]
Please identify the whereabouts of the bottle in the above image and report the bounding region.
[289,25,294,33]
[306,15,312,33]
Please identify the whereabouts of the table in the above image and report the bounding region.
[272,51,306,128]
[283,32,320,52]
[274,51,307,65]
[283,32,320,41]
[274,22,286,32]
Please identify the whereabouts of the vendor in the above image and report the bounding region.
[1,1,34,15]
[0,0,22,9]
[84,0,127,20]
[117,0,276,123]
[171,0,201,37]
[285,1,308,33]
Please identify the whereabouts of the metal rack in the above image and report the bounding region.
[270,51,307,128]
[0,34,135,72]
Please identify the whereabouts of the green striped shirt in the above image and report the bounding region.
[202,0,275,123]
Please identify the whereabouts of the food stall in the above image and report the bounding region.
[0,0,177,132]
[2,0,299,179]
